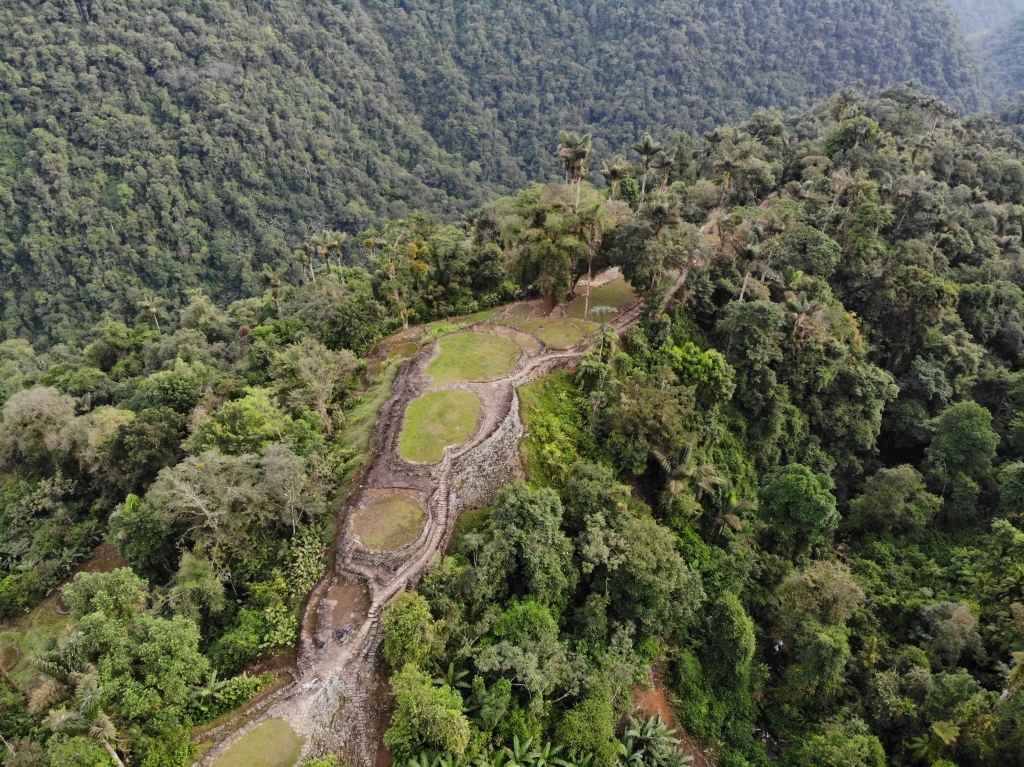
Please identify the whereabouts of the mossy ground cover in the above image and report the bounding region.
[565,276,637,319]
[343,363,401,479]
[426,331,521,386]
[212,717,304,767]
[400,390,481,462]
[351,494,425,550]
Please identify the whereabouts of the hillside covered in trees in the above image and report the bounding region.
[3,84,1024,766]
[973,11,1024,101]
[0,0,985,346]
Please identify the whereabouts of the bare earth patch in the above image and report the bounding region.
[634,664,715,767]
[399,389,481,462]
[329,580,370,627]
[426,331,521,386]
[212,717,304,767]
[351,494,425,550]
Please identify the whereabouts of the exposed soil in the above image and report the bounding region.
[633,665,715,767]
[244,650,298,679]
[328,580,370,628]
[51,542,128,614]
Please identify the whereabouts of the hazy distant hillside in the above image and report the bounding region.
[0,0,983,343]
[974,12,1024,99]
[946,0,1024,33]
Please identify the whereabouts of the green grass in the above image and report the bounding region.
[565,276,637,319]
[342,363,400,461]
[426,331,521,386]
[400,390,481,462]
[534,321,584,348]
[426,309,493,330]
[0,607,69,687]
[352,494,425,550]
[212,718,304,767]
[517,318,595,349]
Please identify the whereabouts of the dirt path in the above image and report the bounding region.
[194,299,647,767]
[633,664,715,767]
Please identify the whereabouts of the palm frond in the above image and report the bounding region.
[28,678,71,715]
[42,707,87,734]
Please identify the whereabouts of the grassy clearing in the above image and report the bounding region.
[485,325,542,353]
[565,276,637,319]
[352,494,425,550]
[0,542,127,686]
[0,605,69,687]
[400,390,480,462]
[534,321,584,348]
[426,332,521,386]
[517,318,596,349]
[212,718,304,767]
[426,309,493,331]
[342,362,400,472]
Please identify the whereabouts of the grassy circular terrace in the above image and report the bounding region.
[426,331,521,386]
[351,494,425,550]
[399,389,481,463]
[517,319,595,349]
[212,718,304,767]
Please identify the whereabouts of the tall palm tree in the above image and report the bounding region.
[631,134,664,203]
[294,243,317,285]
[651,154,674,189]
[576,202,607,319]
[651,447,725,510]
[136,293,165,331]
[558,132,593,212]
[257,264,288,315]
[707,488,757,538]
[784,289,828,351]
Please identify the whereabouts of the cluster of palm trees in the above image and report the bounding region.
[294,230,349,286]
[652,446,757,538]
[556,132,669,207]
[24,626,126,766]
[408,716,691,767]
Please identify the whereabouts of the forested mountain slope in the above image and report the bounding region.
[5,84,1024,766]
[946,0,1024,33]
[371,0,983,179]
[974,12,1024,100]
[0,0,495,347]
[0,0,984,346]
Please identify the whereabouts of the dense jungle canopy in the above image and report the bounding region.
[2,82,1024,767]
[3,1,1024,765]
[0,0,987,345]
